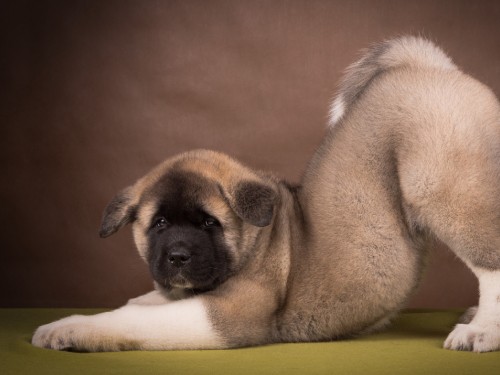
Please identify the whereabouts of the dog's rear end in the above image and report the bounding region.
[298,36,500,352]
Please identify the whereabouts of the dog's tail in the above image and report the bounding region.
[328,36,457,126]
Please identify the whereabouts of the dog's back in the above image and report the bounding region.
[280,37,500,351]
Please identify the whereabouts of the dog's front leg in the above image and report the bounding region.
[126,290,170,306]
[31,297,226,351]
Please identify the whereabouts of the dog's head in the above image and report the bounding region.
[99,150,278,293]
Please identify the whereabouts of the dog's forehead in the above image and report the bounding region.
[135,166,232,227]
[150,169,218,207]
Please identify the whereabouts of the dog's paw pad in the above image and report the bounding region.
[444,323,500,352]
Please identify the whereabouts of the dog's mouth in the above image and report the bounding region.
[154,270,227,294]
[165,274,194,289]
[149,252,231,294]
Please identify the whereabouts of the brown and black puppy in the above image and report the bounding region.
[32,36,500,352]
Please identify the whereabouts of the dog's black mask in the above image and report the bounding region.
[146,171,231,293]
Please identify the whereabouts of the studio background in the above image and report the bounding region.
[1,0,499,308]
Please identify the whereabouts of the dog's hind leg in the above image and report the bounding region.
[396,96,500,351]
[401,153,500,351]
[457,306,478,324]
[401,152,500,352]
[444,267,500,352]
[403,170,500,351]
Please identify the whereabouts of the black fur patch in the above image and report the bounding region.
[146,170,231,292]
[233,181,277,227]
[99,188,136,238]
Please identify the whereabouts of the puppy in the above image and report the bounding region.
[32,36,500,352]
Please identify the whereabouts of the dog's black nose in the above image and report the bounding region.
[167,249,191,268]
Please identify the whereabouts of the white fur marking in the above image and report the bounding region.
[32,298,225,351]
[444,267,500,352]
[126,290,170,305]
[328,95,345,127]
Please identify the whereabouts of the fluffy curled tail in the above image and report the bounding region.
[328,36,457,126]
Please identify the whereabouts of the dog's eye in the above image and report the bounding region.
[203,217,219,228]
[154,217,168,228]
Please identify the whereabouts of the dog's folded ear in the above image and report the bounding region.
[99,187,137,238]
[229,181,278,227]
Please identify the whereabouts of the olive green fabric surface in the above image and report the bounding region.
[1,309,499,374]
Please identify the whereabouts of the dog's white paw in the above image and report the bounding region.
[32,315,89,351]
[31,314,127,352]
[444,323,500,352]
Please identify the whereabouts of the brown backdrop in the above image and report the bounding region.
[1,0,499,308]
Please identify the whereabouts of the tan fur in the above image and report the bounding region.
[33,36,500,352]
[129,150,282,276]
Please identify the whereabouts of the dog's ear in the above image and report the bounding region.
[99,187,137,238]
[228,181,277,227]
